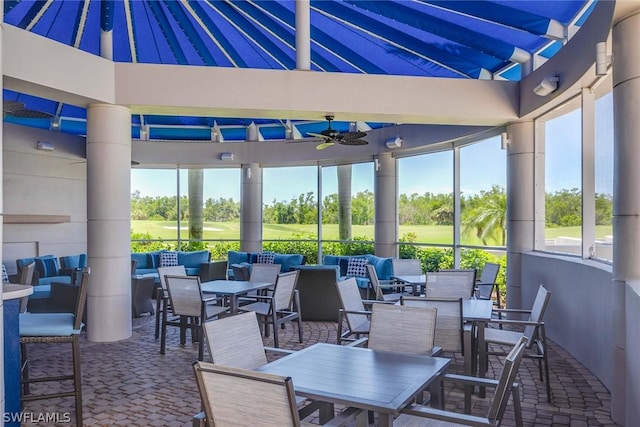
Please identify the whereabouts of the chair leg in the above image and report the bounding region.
[154,293,163,339]
[337,312,344,345]
[179,316,188,345]
[72,336,83,427]
[297,315,303,343]
[540,327,552,403]
[272,312,279,348]
[197,323,205,361]
[160,303,168,355]
[20,342,30,396]
[511,384,523,427]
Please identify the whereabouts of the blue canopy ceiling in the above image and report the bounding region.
[3,0,593,141]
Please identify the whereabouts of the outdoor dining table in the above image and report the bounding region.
[390,274,426,296]
[258,342,450,427]
[200,280,273,314]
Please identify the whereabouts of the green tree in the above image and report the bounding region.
[463,185,506,246]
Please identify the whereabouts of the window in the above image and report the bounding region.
[594,93,614,261]
[398,151,453,246]
[543,105,583,255]
[460,137,507,247]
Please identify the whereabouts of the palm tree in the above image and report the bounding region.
[337,165,352,240]
[188,169,204,243]
[463,186,507,246]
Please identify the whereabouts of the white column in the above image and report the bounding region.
[505,121,536,310]
[86,104,132,342]
[611,9,640,425]
[241,164,262,252]
[374,153,397,258]
[295,0,311,71]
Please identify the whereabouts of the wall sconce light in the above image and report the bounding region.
[533,76,559,96]
[500,132,510,150]
[385,136,402,149]
[36,141,54,151]
[220,152,234,161]
[245,168,252,179]
[374,158,380,172]
[596,41,613,76]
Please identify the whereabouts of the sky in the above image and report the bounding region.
[131,95,614,202]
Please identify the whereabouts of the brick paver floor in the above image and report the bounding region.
[19,313,618,426]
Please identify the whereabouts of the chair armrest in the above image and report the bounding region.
[240,294,274,304]
[440,373,500,389]
[493,308,532,314]
[401,403,493,426]
[338,308,372,316]
[487,319,544,327]
[264,346,295,356]
[346,337,369,347]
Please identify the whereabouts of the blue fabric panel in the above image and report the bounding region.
[273,254,304,272]
[322,255,341,266]
[37,276,72,286]
[227,251,249,265]
[3,299,20,427]
[147,250,167,269]
[131,253,149,269]
[28,285,51,300]
[19,312,79,336]
[184,267,200,276]
[339,258,350,277]
[249,253,259,263]
[60,254,87,269]
[35,257,59,278]
[355,277,370,289]
[16,257,37,271]
[366,255,393,280]
[178,250,210,268]
[135,268,157,276]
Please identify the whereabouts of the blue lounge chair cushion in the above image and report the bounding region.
[19,312,82,336]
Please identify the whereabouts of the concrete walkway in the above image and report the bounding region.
[20,315,617,426]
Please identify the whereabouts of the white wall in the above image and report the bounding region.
[521,253,615,389]
[2,124,87,274]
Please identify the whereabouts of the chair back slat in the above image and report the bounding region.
[74,268,91,331]
[523,285,551,344]
[392,259,422,276]
[205,311,268,369]
[476,262,500,300]
[426,271,475,299]
[273,270,299,311]
[401,296,463,353]
[18,262,37,313]
[165,275,203,317]
[249,263,281,285]
[365,264,384,301]
[231,264,250,281]
[158,265,186,290]
[336,278,369,331]
[487,336,528,421]
[368,303,437,355]
[193,362,300,427]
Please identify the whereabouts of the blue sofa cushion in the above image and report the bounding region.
[38,276,72,286]
[35,257,60,278]
[147,250,167,269]
[178,250,210,268]
[60,254,87,269]
[323,255,366,277]
[366,255,393,280]
[184,267,200,276]
[131,253,148,269]
[20,312,81,336]
[29,284,52,300]
[228,251,250,265]
[273,254,304,272]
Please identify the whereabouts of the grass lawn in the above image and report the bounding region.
[132,220,613,245]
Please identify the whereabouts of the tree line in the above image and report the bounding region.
[131,186,613,228]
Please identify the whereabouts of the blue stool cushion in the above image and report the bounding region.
[19,313,82,336]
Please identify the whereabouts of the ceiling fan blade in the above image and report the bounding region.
[3,101,26,114]
[339,138,368,146]
[307,132,328,139]
[8,109,53,119]
[316,141,335,150]
[339,131,368,140]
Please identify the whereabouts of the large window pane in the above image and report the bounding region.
[321,163,375,255]
[460,137,506,247]
[131,168,179,250]
[544,107,582,254]
[595,93,614,261]
[398,152,453,245]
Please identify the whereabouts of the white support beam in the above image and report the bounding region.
[295,0,311,71]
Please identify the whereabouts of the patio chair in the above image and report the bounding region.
[162,275,229,360]
[395,336,527,427]
[199,259,228,281]
[366,303,440,356]
[238,270,302,348]
[475,262,501,306]
[483,284,553,402]
[366,264,410,302]
[249,263,281,285]
[231,263,250,281]
[18,261,36,313]
[392,258,423,276]
[19,267,90,427]
[154,265,187,339]
[202,311,332,423]
[336,277,375,345]
[401,296,464,354]
[192,362,362,427]
[425,270,475,299]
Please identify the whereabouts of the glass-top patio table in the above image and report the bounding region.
[258,342,450,427]
[200,280,272,314]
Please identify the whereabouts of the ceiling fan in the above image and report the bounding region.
[3,100,53,119]
[307,115,368,150]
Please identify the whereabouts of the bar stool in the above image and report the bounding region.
[20,267,89,427]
